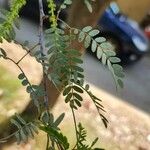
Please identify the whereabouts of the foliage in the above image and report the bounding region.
[0,0,124,149]
[73,26,124,89]
[11,113,38,144]
[0,0,26,42]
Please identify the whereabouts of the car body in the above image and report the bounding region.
[97,2,149,64]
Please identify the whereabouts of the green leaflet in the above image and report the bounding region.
[78,31,85,42]
[74,26,125,89]
[73,92,83,101]
[84,35,91,48]
[72,85,84,93]
[102,53,107,65]
[65,93,73,103]
[0,48,7,57]
[84,0,93,13]
[95,37,106,43]
[74,28,79,34]
[11,114,38,144]
[96,47,103,59]
[40,126,69,149]
[77,123,99,149]
[109,57,121,63]
[104,50,116,57]
[15,132,21,145]
[82,26,92,33]
[117,79,124,88]
[53,113,65,127]
[74,99,81,107]
[63,86,72,96]
[22,79,28,86]
[89,29,100,37]
[0,0,26,42]
[60,0,73,9]
[73,65,84,72]
[91,40,97,52]
[85,84,90,91]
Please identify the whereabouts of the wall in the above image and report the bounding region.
[117,0,150,22]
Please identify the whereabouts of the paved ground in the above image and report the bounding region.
[83,53,150,114]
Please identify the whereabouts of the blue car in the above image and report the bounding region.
[94,2,149,64]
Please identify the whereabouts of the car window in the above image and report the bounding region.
[109,2,120,15]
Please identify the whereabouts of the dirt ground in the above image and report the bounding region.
[0,41,150,150]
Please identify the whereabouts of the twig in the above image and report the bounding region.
[71,108,79,149]
[38,0,49,111]
[4,57,35,94]
[0,133,14,143]
[16,43,39,64]
[46,134,50,150]
[0,122,31,143]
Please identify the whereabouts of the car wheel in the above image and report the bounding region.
[119,52,142,65]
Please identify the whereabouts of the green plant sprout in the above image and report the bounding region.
[0,0,124,149]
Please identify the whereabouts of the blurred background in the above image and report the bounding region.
[0,0,150,150]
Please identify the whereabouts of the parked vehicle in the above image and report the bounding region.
[92,2,149,64]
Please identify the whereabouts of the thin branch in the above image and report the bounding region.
[0,133,15,143]
[75,83,108,127]
[0,55,41,112]
[5,57,33,92]
[71,108,79,149]
[38,0,49,111]
[46,134,50,150]
[16,43,39,64]
[58,18,71,29]
[56,2,63,20]
[0,122,31,143]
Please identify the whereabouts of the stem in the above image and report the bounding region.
[16,43,39,64]
[56,9,61,20]
[46,134,50,150]
[0,133,14,143]
[58,17,119,90]
[56,1,63,20]
[5,57,31,86]
[75,82,108,126]
[58,18,71,29]
[0,122,31,143]
[71,108,79,149]
[47,0,57,28]
[2,56,41,112]
[38,0,49,111]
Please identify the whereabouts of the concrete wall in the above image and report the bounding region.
[117,0,150,22]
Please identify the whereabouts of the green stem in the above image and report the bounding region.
[16,43,39,64]
[1,55,41,112]
[47,0,57,28]
[71,108,79,149]
[46,134,50,150]
[0,122,32,143]
[39,0,49,111]
[58,17,120,90]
